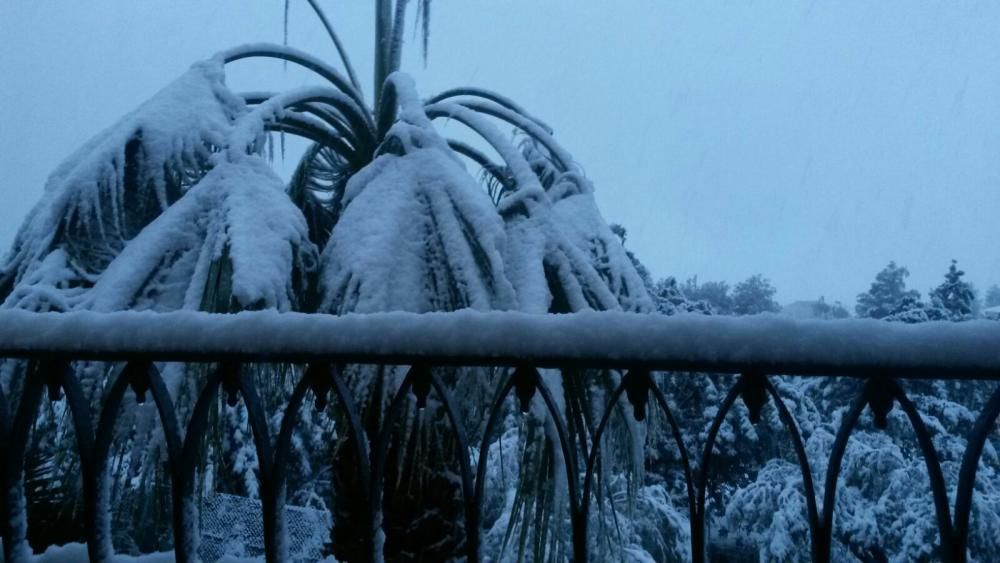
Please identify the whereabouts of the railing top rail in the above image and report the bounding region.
[0,309,998,378]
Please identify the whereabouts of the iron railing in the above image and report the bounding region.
[0,310,998,562]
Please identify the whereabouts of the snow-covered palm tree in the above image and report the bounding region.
[1,1,655,559]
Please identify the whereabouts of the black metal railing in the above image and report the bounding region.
[0,310,998,562]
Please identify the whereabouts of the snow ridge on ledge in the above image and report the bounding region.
[0,310,998,377]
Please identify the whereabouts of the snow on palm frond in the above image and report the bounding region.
[1,60,243,305]
[420,98,641,314]
[547,172,654,313]
[321,74,516,314]
[499,187,618,313]
[83,155,317,313]
[1,248,85,312]
[515,136,653,313]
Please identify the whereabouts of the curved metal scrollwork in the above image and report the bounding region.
[173,362,278,561]
[952,383,1000,562]
[818,377,960,562]
[470,366,584,562]
[176,363,229,561]
[763,379,822,560]
[93,361,184,563]
[580,372,630,530]
[1,362,100,562]
[270,363,372,562]
[0,352,997,562]
[890,381,954,557]
[57,363,100,562]
[692,375,744,562]
[426,370,478,562]
[370,365,479,562]
[648,380,698,525]
[691,374,823,563]
[580,370,698,561]
[229,367,279,562]
[3,362,50,562]
[816,379,870,560]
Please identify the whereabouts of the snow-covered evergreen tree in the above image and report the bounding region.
[682,277,734,315]
[731,274,781,315]
[720,270,1000,561]
[929,259,977,321]
[855,262,921,319]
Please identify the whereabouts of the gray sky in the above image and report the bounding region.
[1,2,998,307]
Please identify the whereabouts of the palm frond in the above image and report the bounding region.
[1,59,243,309]
[221,43,369,120]
[304,0,365,97]
[81,156,317,313]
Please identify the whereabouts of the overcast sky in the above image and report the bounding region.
[1,2,998,307]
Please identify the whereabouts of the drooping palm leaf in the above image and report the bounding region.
[1,60,244,306]
[81,155,317,314]
[320,75,515,314]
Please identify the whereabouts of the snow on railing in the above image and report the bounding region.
[0,310,998,563]
[0,309,998,376]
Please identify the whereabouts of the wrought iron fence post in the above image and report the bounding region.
[2,362,52,562]
[54,363,102,562]
[692,376,744,563]
[888,380,955,561]
[817,379,872,562]
[530,369,585,562]
[762,379,821,562]
[232,367,279,563]
[952,384,1000,563]
[177,363,228,561]
[370,365,419,563]
[271,364,371,563]
[0,384,8,560]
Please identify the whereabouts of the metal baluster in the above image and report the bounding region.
[270,364,371,562]
[424,370,478,562]
[271,366,320,562]
[580,372,629,549]
[889,380,955,560]
[692,376,744,563]
[529,368,585,562]
[93,362,184,562]
[229,366,278,562]
[762,379,821,561]
[816,379,873,561]
[3,362,56,562]
[952,384,1000,562]
[176,363,229,561]
[370,365,423,562]
[648,380,697,540]
[473,369,521,558]
[55,363,101,562]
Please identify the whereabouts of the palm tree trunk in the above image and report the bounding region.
[374,0,393,105]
